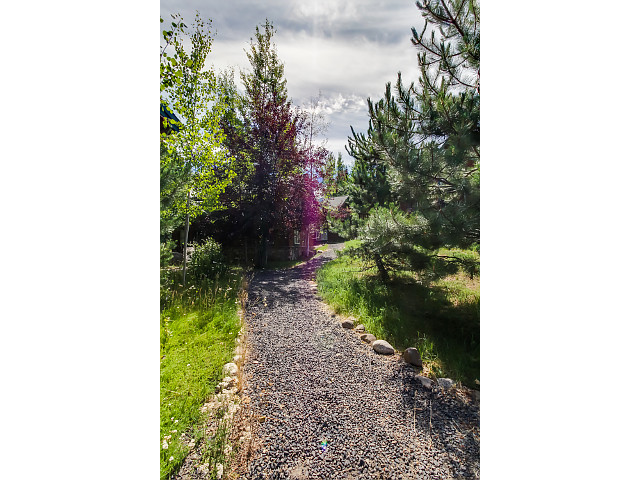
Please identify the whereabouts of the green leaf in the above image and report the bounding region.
[186,59,193,68]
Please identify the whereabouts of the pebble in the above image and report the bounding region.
[341,318,355,329]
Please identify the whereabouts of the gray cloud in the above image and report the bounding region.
[160,0,426,165]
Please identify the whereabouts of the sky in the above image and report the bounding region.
[160,0,424,167]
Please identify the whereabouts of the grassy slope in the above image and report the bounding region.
[316,241,479,387]
[160,271,243,479]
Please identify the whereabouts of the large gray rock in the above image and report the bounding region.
[402,347,423,367]
[354,324,366,332]
[360,334,376,343]
[437,377,454,389]
[341,318,354,329]
[416,376,434,389]
[372,340,394,355]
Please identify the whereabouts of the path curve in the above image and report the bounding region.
[238,243,479,479]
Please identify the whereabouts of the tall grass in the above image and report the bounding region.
[316,241,479,387]
[160,268,244,479]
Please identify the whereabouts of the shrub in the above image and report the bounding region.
[161,240,176,268]
[189,238,227,282]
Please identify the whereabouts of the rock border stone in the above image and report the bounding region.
[330,305,478,405]
[372,339,395,355]
[178,315,247,479]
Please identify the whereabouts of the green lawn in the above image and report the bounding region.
[160,270,243,479]
[316,241,479,387]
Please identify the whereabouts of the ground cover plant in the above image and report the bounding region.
[316,240,479,387]
[160,262,243,479]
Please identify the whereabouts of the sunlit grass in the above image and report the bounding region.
[160,269,243,479]
[316,246,479,386]
[314,243,329,253]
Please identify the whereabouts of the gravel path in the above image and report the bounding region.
[239,243,479,479]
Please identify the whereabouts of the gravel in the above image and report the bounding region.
[240,243,480,479]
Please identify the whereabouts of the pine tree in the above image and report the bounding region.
[348,0,479,281]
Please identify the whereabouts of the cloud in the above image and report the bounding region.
[160,0,427,163]
[301,93,366,116]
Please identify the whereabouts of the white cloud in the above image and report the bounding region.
[162,0,427,164]
[302,93,367,116]
[276,31,420,104]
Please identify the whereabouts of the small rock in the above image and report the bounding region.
[372,340,394,355]
[222,386,238,395]
[437,378,454,389]
[360,334,376,343]
[341,318,354,329]
[402,347,423,367]
[217,381,228,392]
[223,363,238,376]
[354,324,366,332]
[233,354,241,363]
[416,376,434,389]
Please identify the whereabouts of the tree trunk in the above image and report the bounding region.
[182,189,191,284]
[259,234,268,268]
[373,252,390,285]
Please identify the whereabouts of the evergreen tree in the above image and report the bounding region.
[219,21,322,266]
[320,152,338,197]
[335,153,350,195]
[348,0,480,281]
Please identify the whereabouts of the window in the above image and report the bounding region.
[293,230,300,245]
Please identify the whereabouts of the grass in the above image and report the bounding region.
[160,269,244,479]
[315,243,329,253]
[316,240,479,387]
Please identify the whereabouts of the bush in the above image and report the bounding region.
[189,238,227,282]
[161,240,176,268]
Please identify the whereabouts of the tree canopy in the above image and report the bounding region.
[217,21,326,266]
[160,13,235,222]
